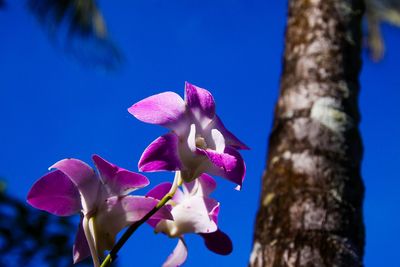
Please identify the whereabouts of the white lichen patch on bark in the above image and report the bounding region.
[280,90,311,113]
[282,150,292,160]
[289,198,327,230]
[309,0,321,6]
[296,56,318,78]
[249,242,263,267]
[292,118,311,140]
[307,37,330,55]
[282,247,297,267]
[282,150,321,177]
[291,151,316,175]
[300,246,324,266]
[310,97,353,132]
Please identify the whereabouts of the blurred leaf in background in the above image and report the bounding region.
[27,0,122,70]
[0,180,93,267]
[365,0,400,60]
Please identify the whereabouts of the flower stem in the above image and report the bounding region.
[100,172,182,267]
[83,216,100,267]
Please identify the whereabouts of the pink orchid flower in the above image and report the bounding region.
[146,174,232,267]
[27,155,172,266]
[128,82,248,189]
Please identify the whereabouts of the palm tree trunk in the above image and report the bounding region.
[249,0,365,266]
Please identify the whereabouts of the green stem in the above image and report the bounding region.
[83,216,101,267]
[100,172,182,267]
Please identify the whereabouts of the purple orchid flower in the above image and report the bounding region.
[27,155,172,266]
[146,174,232,267]
[128,82,248,189]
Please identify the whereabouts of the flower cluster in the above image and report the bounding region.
[129,82,248,188]
[147,174,232,267]
[27,155,172,266]
[27,82,247,267]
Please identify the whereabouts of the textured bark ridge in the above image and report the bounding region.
[250,0,365,266]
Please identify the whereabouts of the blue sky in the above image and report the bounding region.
[0,1,399,266]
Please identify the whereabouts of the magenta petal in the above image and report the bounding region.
[128,91,186,128]
[146,182,171,200]
[146,183,182,228]
[111,196,173,222]
[203,149,237,171]
[73,219,91,263]
[204,147,246,188]
[50,158,95,186]
[92,155,149,196]
[213,116,249,150]
[50,158,100,211]
[27,170,81,216]
[112,170,149,194]
[146,182,183,203]
[200,230,233,255]
[198,174,217,196]
[92,154,116,183]
[163,238,188,267]
[139,133,182,172]
[209,205,220,225]
[185,82,215,120]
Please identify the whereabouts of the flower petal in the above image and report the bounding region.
[185,82,215,122]
[50,158,101,211]
[27,170,81,216]
[200,229,233,255]
[155,196,218,237]
[73,219,91,263]
[201,147,246,189]
[50,158,95,186]
[213,115,249,150]
[113,195,172,222]
[210,128,225,153]
[198,174,217,196]
[187,124,197,152]
[209,205,220,225]
[199,149,237,173]
[146,182,171,200]
[92,155,149,196]
[182,174,216,197]
[146,182,183,228]
[94,195,173,251]
[139,133,182,172]
[162,238,188,267]
[146,182,184,203]
[128,91,186,129]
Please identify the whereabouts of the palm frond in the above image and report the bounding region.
[27,0,122,70]
[365,0,400,60]
[0,182,92,266]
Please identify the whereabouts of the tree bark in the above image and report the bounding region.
[249,0,365,266]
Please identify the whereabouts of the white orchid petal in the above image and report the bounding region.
[162,237,188,267]
[94,196,173,252]
[188,123,197,152]
[211,128,225,153]
[156,195,218,237]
